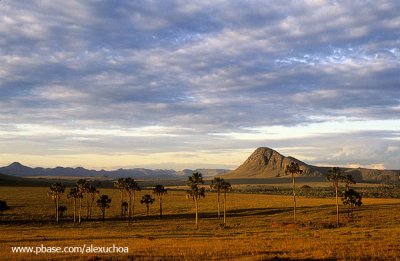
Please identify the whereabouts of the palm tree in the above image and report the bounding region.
[97,195,112,221]
[140,194,155,216]
[76,179,88,224]
[285,162,303,222]
[48,182,65,223]
[153,185,167,218]
[220,180,232,227]
[327,167,347,227]
[87,185,99,219]
[82,183,92,219]
[186,171,206,229]
[124,178,141,223]
[67,186,82,223]
[210,177,224,219]
[0,200,10,218]
[48,190,57,220]
[114,178,126,218]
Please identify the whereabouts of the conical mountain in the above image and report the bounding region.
[224,147,313,178]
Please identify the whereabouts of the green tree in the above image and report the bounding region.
[67,187,82,223]
[97,195,112,221]
[87,185,99,219]
[327,167,347,227]
[76,179,88,224]
[342,188,362,219]
[114,178,126,218]
[285,162,303,222]
[124,178,141,223]
[0,200,10,218]
[48,182,65,223]
[220,180,232,227]
[186,172,206,229]
[153,185,167,218]
[140,194,155,216]
[210,177,224,219]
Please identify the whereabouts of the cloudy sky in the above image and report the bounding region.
[1,0,399,170]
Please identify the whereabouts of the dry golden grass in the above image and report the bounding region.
[0,186,399,260]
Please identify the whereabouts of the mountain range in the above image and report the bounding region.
[0,162,229,180]
[1,147,399,183]
[223,147,400,183]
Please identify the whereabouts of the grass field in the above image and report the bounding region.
[0,186,399,260]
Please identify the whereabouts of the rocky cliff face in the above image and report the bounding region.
[225,147,314,178]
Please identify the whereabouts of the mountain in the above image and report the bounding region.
[0,162,229,180]
[225,147,309,178]
[223,147,400,183]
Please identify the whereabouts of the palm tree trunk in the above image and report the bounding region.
[223,191,227,227]
[102,209,105,221]
[56,196,59,223]
[217,191,221,219]
[120,190,124,218]
[195,199,199,229]
[128,192,132,224]
[146,205,149,216]
[79,198,82,224]
[292,173,296,222]
[86,195,89,219]
[53,199,57,222]
[73,198,76,223]
[89,197,94,219]
[88,198,92,220]
[159,197,163,218]
[335,184,339,227]
[132,193,135,219]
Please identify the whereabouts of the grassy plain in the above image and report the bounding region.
[0,186,399,260]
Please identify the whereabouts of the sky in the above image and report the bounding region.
[0,0,399,170]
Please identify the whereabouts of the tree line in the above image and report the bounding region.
[0,165,362,228]
[285,163,362,227]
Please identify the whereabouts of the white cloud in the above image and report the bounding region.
[343,163,386,170]
[0,0,399,169]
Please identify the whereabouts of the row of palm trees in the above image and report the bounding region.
[285,163,360,227]
[48,165,360,228]
[48,179,101,223]
[47,174,231,228]
[113,178,168,223]
[209,176,231,227]
[49,178,169,224]
[114,174,232,229]
[186,166,360,229]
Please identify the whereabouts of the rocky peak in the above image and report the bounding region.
[8,162,25,168]
[224,147,310,178]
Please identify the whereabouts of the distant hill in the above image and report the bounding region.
[0,172,57,187]
[0,162,229,180]
[223,147,400,183]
